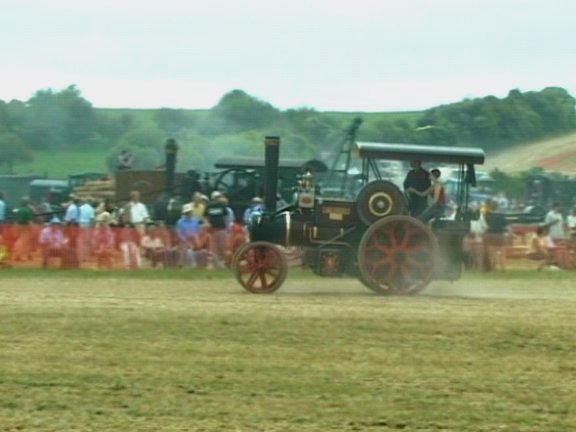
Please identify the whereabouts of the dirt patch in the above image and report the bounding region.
[484,132,576,174]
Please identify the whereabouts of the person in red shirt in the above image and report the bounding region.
[408,168,447,223]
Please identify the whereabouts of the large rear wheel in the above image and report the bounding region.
[232,241,288,294]
[357,216,438,295]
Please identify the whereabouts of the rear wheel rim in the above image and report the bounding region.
[358,216,438,295]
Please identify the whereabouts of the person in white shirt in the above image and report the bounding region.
[127,191,150,235]
[544,202,566,244]
[0,191,6,223]
[567,207,576,239]
[78,199,95,228]
[64,199,80,225]
[77,199,96,261]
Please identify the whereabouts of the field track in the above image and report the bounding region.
[1,271,575,431]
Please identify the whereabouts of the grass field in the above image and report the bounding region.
[17,148,111,178]
[1,270,575,431]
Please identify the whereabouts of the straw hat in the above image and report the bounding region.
[95,211,113,225]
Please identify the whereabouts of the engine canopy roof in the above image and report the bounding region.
[355,142,485,165]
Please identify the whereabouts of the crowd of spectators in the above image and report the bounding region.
[0,190,253,270]
[465,200,576,271]
[1,180,576,272]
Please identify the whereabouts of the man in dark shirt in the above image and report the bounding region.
[204,191,230,268]
[403,160,431,217]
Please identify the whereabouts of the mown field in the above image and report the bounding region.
[0,270,575,431]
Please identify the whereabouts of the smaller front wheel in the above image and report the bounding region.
[232,241,288,294]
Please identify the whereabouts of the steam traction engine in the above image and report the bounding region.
[232,136,485,295]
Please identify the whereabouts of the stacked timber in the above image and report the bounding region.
[70,179,115,203]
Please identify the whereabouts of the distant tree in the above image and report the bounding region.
[96,112,135,143]
[206,89,282,134]
[417,87,576,151]
[154,108,192,135]
[0,132,33,173]
[24,85,97,149]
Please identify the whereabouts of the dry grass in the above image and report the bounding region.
[0,271,575,431]
[484,132,576,174]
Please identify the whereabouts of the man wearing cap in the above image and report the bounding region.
[176,203,201,267]
[39,217,66,268]
[243,197,264,226]
[204,191,230,269]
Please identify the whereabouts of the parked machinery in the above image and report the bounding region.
[232,136,486,295]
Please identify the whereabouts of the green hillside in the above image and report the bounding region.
[12,108,423,179]
[18,147,111,178]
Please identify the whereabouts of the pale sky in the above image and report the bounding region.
[1,0,574,112]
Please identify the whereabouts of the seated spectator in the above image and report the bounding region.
[140,223,167,268]
[194,223,213,269]
[118,226,141,269]
[0,232,10,268]
[92,212,116,269]
[526,226,560,270]
[227,220,246,267]
[39,217,67,268]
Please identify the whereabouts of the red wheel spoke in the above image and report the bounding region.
[258,272,268,290]
[384,265,398,284]
[399,229,416,248]
[265,269,279,278]
[246,271,259,288]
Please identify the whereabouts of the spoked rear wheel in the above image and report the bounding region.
[232,241,288,294]
[358,216,438,295]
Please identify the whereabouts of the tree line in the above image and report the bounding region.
[0,85,574,174]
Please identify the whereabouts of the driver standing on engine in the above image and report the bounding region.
[403,160,431,217]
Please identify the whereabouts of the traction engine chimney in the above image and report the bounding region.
[164,138,179,196]
[264,136,280,213]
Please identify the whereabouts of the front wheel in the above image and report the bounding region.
[232,241,288,294]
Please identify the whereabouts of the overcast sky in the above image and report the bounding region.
[1,0,574,112]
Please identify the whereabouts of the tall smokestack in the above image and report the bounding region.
[264,136,280,212]
[164,138,179,196]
